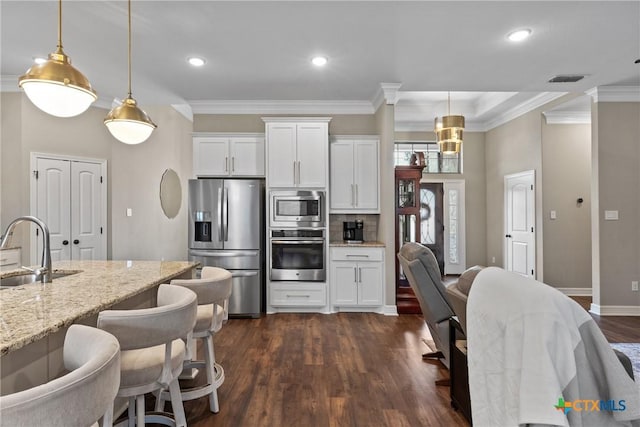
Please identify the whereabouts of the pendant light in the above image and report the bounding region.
[434,92,465,154]
[18,0,97,118]
[104,0,156,145]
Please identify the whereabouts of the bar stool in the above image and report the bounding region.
[156,266,232,414]
[98,284,197,427]
[0,324,121,427]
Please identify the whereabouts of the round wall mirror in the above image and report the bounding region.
[159,168,182,219]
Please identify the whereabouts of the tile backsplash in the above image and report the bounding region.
[329,214,379,242]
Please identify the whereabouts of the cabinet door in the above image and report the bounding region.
[296,123,327,188]
[230,136,265,177]
[358,262,383,305]
[329,141,355,210]
[333,262,358,305]
[267,124,297,187]
[354,140,379,211]
[193,137,230,177]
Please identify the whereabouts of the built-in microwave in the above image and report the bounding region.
[270,190,325,228]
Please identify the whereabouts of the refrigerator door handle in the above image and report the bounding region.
[217,187,223,241]
[223,187,229,241]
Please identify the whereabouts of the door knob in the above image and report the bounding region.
[62,240,69,245]
[505,234,512,238]
[73,239,80,244]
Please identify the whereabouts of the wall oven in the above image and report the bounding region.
[270,229,325,281]
[270,190,325,228]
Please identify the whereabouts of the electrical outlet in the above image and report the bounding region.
[632,281,639,291]
[491,256,496,264]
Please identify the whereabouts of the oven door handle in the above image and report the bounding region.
[270,240,324,245]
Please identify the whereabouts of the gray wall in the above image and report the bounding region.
[541,122,592,289]
[393,131,487,268]
[0,93,192,263]
[592,101,640,307]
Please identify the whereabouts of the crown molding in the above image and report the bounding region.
[586,86,640,103]
[1,75,20,92]
[189,99,373,115]
[482,92,567,131]
[395,120,485,133]
[261,117,332,123]
[171,103,193,122]
[378,82,402,106]
[543,110,591,125]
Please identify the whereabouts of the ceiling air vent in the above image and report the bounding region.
[548,75,585,83]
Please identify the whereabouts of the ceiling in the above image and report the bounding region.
[2,1,639,131]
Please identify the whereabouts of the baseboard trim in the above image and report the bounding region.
[383,305,398,316]
[557,287,592,296]
[590,304,640,316]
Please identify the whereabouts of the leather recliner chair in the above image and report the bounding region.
[446,265,484,337]
[397,242,455,369]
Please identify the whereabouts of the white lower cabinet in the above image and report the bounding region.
[270,282,326,307]
[331,247,384,310]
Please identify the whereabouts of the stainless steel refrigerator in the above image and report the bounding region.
[188,178,265,317]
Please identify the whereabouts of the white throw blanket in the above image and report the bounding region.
[467,267,640,427]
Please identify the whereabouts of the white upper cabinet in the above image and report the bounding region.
[193,133,265,177]
[264,118,330,188]
[330,136,379,213]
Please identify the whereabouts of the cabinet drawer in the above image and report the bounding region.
[270,283,326,307]
[330,247,383,262]
[0,248,21,271]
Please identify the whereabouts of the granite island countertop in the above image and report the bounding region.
[0,260,197,355]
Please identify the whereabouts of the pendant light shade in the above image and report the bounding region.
[18,0,96,117]
[434,93,465,154]
[104,0,156,144]
[104,97,156,144]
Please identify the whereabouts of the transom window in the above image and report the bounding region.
[394,142,461,174]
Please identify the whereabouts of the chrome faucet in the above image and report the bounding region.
[0,216,52,283]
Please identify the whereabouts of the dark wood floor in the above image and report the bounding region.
[174,300,639,427]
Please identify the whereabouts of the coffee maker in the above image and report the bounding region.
[343,220,364,243]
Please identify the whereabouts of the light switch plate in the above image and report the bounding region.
[126,208,133,217]
[604,210,618,220]
[550,210,557,219]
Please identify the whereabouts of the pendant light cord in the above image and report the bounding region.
[127,0,132,98]
[57,0,63,50]
[447,91,451,115]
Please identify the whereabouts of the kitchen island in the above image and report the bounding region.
[0,259,197,395]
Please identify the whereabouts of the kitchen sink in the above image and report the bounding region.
[0,272,78,289]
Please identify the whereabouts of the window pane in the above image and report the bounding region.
[420,188,435,244]
[394,141,461,173]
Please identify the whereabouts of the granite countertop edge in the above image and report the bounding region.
[0,260,197,355]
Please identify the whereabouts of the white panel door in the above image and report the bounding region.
[505,171,535,278]
[267,124,297,187]
[329,141,354,209]
[71,161,104,260]
[354,140,379,210]
[296,123,327,188]
[36,158,71,261]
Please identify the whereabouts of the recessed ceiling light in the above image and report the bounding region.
[311,56,328,67]
[33,56,47,65]
[507,29,532,42]
[187,57,206,67]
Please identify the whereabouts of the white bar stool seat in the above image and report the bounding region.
[98,284,197,427]
[157,266,232,414]
[0,324,121,427]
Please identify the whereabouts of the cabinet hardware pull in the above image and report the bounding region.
[297,161,301,185]
[355,184,358,206]
[346,254,369,258]
[293,162,297,185]
[232,157,235,172]
[359,267,362,283]
[351,184,355,206]
[225,157,229,172]
[354,267,357,282]
[286,294,310,298]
